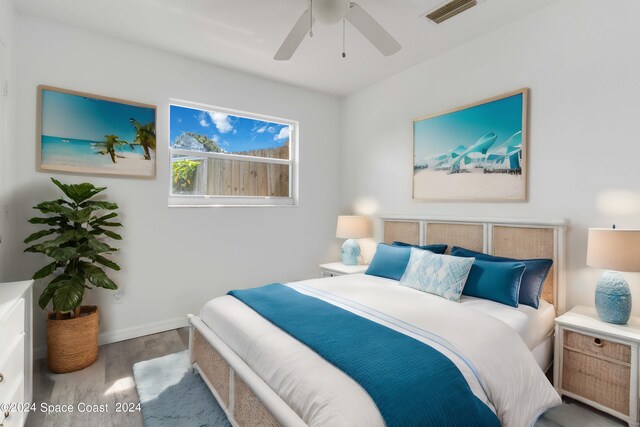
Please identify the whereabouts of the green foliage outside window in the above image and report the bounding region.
[172,159,202,193]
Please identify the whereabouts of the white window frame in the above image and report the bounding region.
[168,99,299,207]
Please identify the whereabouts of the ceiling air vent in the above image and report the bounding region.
[424,0,478,24]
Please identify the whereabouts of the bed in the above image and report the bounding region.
[188,216,568,426]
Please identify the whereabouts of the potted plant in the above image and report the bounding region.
[25,178,122,373]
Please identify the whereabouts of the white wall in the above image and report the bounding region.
[7,16,342,355]
[0,0,18,282]
[342,0,640,314]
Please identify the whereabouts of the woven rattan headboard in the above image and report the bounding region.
[380,216,568,313]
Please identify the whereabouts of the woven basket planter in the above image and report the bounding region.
[46,306,99,373]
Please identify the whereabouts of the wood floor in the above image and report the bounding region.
[26,328,189,427]
[537,401,625,427]
[26,327,625,427]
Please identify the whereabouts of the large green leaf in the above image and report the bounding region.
[24,229,56,244]
[94,220,122,228]
[38,274,70,309]
[38,230,81,250]
[33,261,58,279]
[39,283,58,310]
[28,216,62,226]
[90,212,118,224]
[91,254,121,271]
[81,263,118,290]
[91,228,122,240]
[87,239,111,253]
[90,212,123,228]
[56,198,74,206]
[81,201,119,210]
[52,277,85,312]
[24,241,50,254]
[51,178,106,204]
[71,228,90,240]
[65,207,93,224]
[103,230,122,240]
[33,200,74,215]
[76,245,97,258]
[50,247,78,261]
[63,229,89,241]
[30,231,81,255]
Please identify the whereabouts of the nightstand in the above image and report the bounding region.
[319,262,368,278]
[554,306,640,426]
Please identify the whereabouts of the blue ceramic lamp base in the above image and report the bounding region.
[341,239,361,266]
[595,271,631,325]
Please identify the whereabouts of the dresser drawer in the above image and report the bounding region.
[0,299,24,360]
[1,378,25,427]
[563,330,630,363]
[562,345,630,415]
[0,334,24,404]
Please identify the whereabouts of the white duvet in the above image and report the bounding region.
[199,274,561,427]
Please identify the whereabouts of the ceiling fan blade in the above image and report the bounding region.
[274,9,314,61]
[346,2,401,56]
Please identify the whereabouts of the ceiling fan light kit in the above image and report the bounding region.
[313,0,350,24]
[274,0,401,61]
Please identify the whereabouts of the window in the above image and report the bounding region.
[169,102,297,206]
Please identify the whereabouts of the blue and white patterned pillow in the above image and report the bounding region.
[399,248,475,302]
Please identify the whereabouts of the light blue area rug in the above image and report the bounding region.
[133,351,231,427]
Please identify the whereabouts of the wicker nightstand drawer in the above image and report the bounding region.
[564,330,631,363]
[562,346,631,414]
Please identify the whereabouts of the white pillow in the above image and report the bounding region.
[399,248,474,302]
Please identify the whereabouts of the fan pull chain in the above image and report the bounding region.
[309,0,314,37]
[342,18,346,58]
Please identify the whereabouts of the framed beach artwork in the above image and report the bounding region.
[413,88,528,201]
[37,85,156,178]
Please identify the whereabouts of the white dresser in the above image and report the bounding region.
[0,281,33,427]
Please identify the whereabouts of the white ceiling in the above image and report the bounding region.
[14,0,559,96]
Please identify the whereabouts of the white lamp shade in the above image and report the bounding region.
[587,228,640,272]
[336,216,372,239]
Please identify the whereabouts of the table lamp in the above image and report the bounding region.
[336,216,372,265]
[587,228,640,324]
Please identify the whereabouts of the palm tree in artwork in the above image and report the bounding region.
[97,134,127,164]
[130,118,156,160]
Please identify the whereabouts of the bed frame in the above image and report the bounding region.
[188,216,568,426]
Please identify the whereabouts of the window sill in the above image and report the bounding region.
[168,196,298,208]
[168,204,299,208]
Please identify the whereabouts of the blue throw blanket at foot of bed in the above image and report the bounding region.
[229,284,500,427]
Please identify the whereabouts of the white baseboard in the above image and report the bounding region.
[97,316,189,346]
[34,316,189,360]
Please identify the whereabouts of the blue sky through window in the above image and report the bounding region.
[170,105,290,154]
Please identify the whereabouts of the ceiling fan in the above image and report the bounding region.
[274,0,401,60]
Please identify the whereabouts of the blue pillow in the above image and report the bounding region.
[365,243,413,281]
[399,248,474,302]
[392,241,447,255]
[462,260,525,307]
[451,246,553,309]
